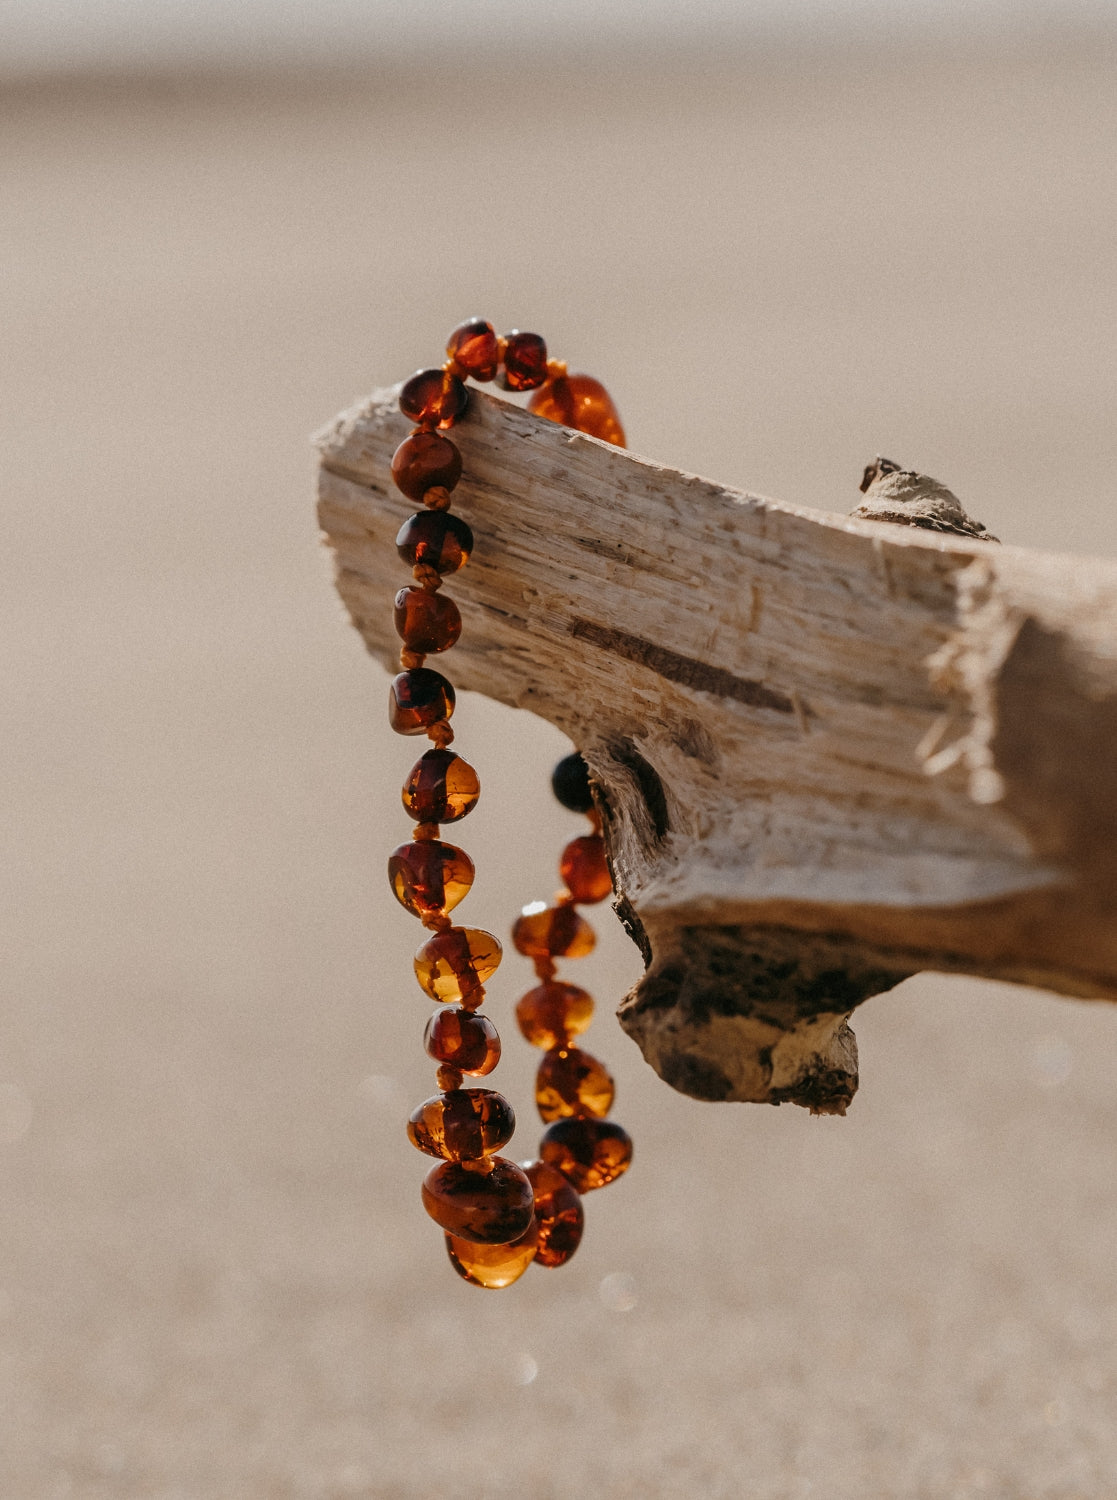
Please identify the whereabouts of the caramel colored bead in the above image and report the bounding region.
[390,431,463,501]
[540,1117,632,1193]
[424,1006,500,1075]
[559,834,612,904]
[527,374,626,447]
[535,1047,615,1122]
[524,1160,584,1268]
[446,1222,538,1288]
[388,669,455,736]
[402,748,480,824]
[407,1087,515,1161]
[512,903,595,959]
[395,510,473,576]
[399,367,469,428]
[414,927,503,1003]
[515,982,594,1050]
[498,330,548,391]
[446,318,499,382]
[422,1156,535,1244]
[393,587,462,655]
[389,839,474,919]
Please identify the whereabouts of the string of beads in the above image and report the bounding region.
[386,317,630,1288]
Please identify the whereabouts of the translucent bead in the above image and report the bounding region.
[399,367,469,428]
[393,587,462,655]
[540,1117,632,1193]
[414,927,503,1003]
[551,752,593,813]
[535,1047,614,1122]
[401,748,480,824]
[446,1223,538,1288]
[527,374,626,447]
[407,1087,515,1161]
[390,431,463,501]
[524,1160,584,1268]
[512,903,595,959]
[498,330,548,391]
[515,982,594,1050]
[395,510,474,575]
[421,1157,535,1244]
[446,318,499,382]
[424,1006,500,1075]
[388,669,455,735]
[559,834,611,904]
[389,839,474,919]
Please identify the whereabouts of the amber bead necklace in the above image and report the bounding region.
[386,319,632,1289]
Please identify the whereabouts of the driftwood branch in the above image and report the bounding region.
[316,387,1117,1114]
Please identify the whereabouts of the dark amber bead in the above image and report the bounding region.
[559,834,611,904]
[515,982,594,1050]
[540,1117,632,1193]
[414,927,503,1003]
[421,1156,535,1244]
[446,318,499,382]
[446,1223,538,1288]
[512,903,595,960]
[393,587,462,655]
[402,748,480,824]
[527,374,626,447]
[407,1087,515,1161]
[551,751,593,813]
[395,510,473,575]
[535,1047,614,1122]
[424,1006,500,1075]
[399,367,469,429]
[388,669,455,735]
[524,1160,584,1269]
[390,431,463,501]
[498,331,548,392]
[389,839,474,919]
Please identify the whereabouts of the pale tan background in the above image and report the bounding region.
[4,34,1117,1500]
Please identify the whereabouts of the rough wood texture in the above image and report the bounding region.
[316,387,1117,1114]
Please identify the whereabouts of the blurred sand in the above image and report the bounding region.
[3,40,1117,1499]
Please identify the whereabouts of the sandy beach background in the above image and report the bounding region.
[4,22,1117,1499]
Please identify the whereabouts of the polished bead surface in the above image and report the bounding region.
[535,1047,615,1122]
[540,1117,632,1193]
[407,1087,515,1161]
[551,751,594,813]
[559,834,612,904]
[389,839,474,919]
[390,431,463,501]
[514,982,594,1050]
[399,367,469,428]
[498,330,548,391]
[395,510,474,575]
[424,1006,500,1075]
[446,1222,538,1288]
[401,748,480,824]
[512,903,595,959]
[421,1157,535,1244]
[527,374,626,447]
[414,927,503,1003]
[446,318,499,382]
[524,1160,584,1268]
[393,587,462,655]
[388,669,455,735]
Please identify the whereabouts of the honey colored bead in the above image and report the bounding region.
[559,834,612,904]
[402,748,480,824]
[399,367,469,428]
[551,751,593,813]
[446,318,499,382]
[424,1006,500,1075]
[535,1047,615,1122]
[540,1117,632,1193]
[498,330,548,391]
[390,431,463,501]
[388,669,455,736]
[389,839,475,919]
[446,1222,538,1288]
[422,1156,535,1244]
[514,982,594,1050]
[396,510,474,575]
[524,1160,584,1269]
[407,1087,515,1161]
[512,903,595,960]
[527,374,626,447]
[414,927,503,1003]
[393,587,462,655]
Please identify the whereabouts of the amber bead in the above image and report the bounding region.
[395,510,473,576]
[524,1160,585,1269]
[401,748,480,825]
[389,839,474,919]
[512,903,595,960]
[540,1117,633,1193]
[551,751,593,813]
[559,834,612,904]
[390,431,463,501]
[414,927,503,1003]
[515,982,594,1050]
[393,587,461,655]
[498,331,548,392]
[388,669,455,736]
[446,318,499,382]
[422,1156,535,1244]
[446,1222,538,1288]
[399,367,469,429]
[527,374,626,447]
[424,1006,500,1075]
[535,1047,615,1123]
[407,1087,515,1161]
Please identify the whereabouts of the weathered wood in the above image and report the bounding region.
[316,386,1117,1113]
